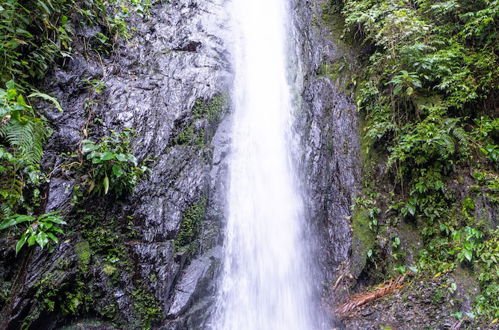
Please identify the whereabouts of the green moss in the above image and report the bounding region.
[174,198,207,252]
[80,214,126,265]
[174,125,195,145]
[350,207,376,277]
[74,241,91,272]
[131,287,162,329]
[317,61,343,81]
[102,264,117,277]
[173,94,228,147]
[100,303,118,319]
[193,94,228,122]
[0,280,10,307]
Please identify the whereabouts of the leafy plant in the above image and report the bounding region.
[0,211,66,254]
[0,81,51,164]
[82,78,107,94]
[81,130,148,197]
[0,81,56,218]
[326,0,499,322]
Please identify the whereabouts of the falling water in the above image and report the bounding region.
[212,0,316,328]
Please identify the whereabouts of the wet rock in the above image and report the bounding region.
[292,0,361,303]
[167,247,221,318]
[1,0,231,328]
[46,177,75,213]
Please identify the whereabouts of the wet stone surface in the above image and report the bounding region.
[1,0,231,328]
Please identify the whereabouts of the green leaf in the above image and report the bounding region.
[36,232,49,248]
[0,215,34,230]
[101,152,116,161]
[16,232,28,255]
[51,227,64,234]
[82,140,97,153]
[6,80,16,90]
[464,250,472,262]
[407,204,416,216]
[28,235,36,246]
[44,216,66,225]
[112,164,124,177]
[47,232,58,243]
[0,218,22,230]
[28,92,63,113]
[116,154,127,162]
[103,175,109,195]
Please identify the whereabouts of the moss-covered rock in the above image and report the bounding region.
[174,198,208,253]
[74,241,91,273]
[350,208,375,278]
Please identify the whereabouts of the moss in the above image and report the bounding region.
[350,207,376,277]
[174,198,207,252]
[80,214,126,266]
[0,280,10,307]
[317,56,358,95]
[131,287,162,329]
[317,62,342,81]
[21,270,67,328]
[102,264,117,277]
[74,241,91,272]
[173,94,228,147]
[192,93,228,122]
[174,125,195,145]
[100,303,118,319]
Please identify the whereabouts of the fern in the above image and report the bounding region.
[0,118,50,164]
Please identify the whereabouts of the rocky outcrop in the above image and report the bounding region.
[1,0,231,328]
[292,0,361,305]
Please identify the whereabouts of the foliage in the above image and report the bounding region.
[132,286,162,329]
[173,95,228,146]
[0,211,66,254]
[0,0,153,221]
[324,0,499,322]
[0,82,56,219]
[81,130,148,197]
[0,0,154,86]
[0,81,51,164]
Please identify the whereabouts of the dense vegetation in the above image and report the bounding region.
[0,0,151,250]
[323,0,498,324]
[0,0,159,328]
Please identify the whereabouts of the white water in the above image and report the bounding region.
[213,0,316,329]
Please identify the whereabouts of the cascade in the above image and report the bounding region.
[213,0,318,328]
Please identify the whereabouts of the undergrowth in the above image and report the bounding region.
[323,0,498,324]
[0,0,153,245]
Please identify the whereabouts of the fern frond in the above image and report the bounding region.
[0,117,50,163]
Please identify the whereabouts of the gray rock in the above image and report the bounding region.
[292,0,361,311]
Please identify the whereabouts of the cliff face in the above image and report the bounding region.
[295,0,361,280]
[1,0,231,328]
[0,0,362,328]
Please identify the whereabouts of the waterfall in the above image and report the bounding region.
[212,0,317,328]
